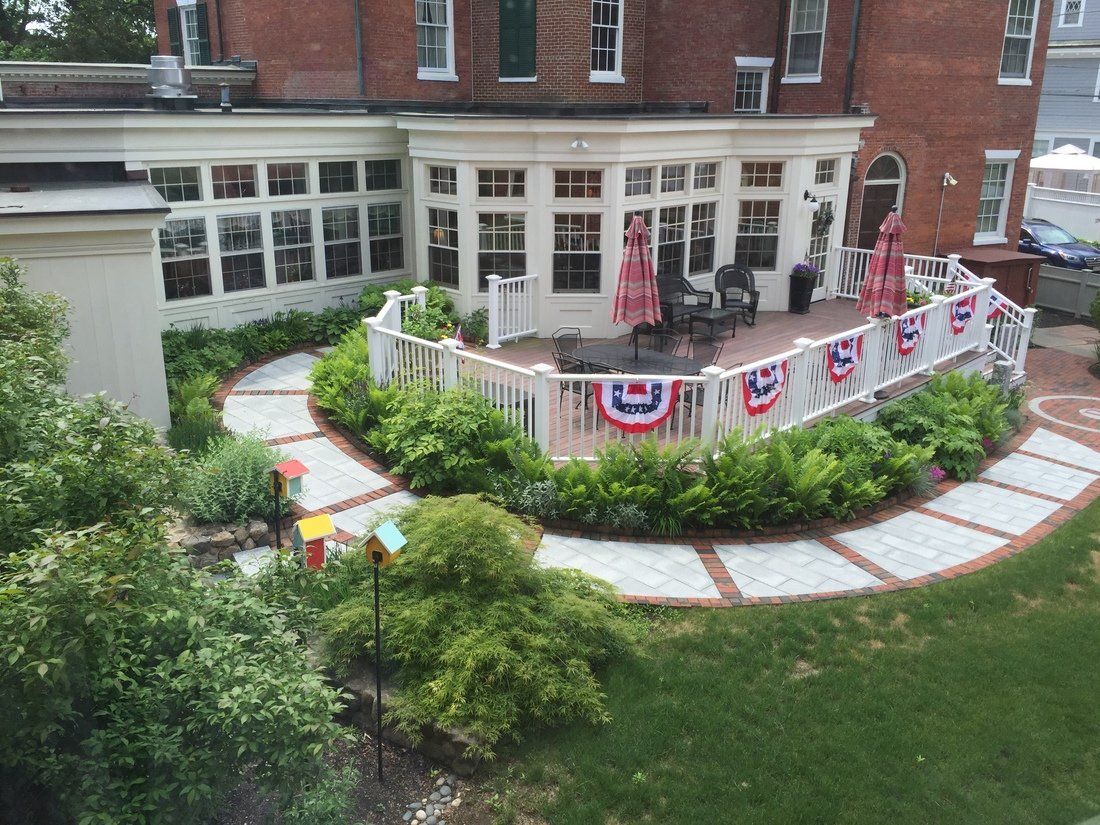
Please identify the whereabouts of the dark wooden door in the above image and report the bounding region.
[857,184,899,248]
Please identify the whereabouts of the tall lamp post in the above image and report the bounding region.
[934,172,958,256]
[362,520,407,783]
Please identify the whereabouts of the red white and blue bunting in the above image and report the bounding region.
[987,292,1009,320]
[742,360,789,416]
[593,380,682,433]
[949,294,977,336]
[896,314,926,356]
[825,334,864,384]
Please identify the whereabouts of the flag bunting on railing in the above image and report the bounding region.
[593,380,682,433]
[825,334,864,383]
[949,295,977,336]
[742,360,789,416]
[987,293,1008,320]
[897,314,926,356]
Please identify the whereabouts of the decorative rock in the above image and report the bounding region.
[196,552,218,568]
[248,519,269,540]
[211,530,235,548]
[435,775,445,787]
[439,785,450,796]
[426,817,438,825]
[415,811,426,822]
[450,799,461,809]
[233,526,249,544]
[430,792,441,802]
[242,537,256,551]
[407,803,422,810]
[403,813,413,823]
[439,796,451,804]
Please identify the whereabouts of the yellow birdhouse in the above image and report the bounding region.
[364,520,407,568]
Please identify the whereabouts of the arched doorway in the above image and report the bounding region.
[857,153,906,249]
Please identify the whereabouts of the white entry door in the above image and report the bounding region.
[807,197,836,303]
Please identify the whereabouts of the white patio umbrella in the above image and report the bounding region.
[1030,145,1100,172]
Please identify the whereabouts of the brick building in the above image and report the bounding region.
[1,0,1048,344]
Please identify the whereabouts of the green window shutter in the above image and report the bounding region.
[195,3,212,64]
[167,6,183,57]
[499,0,535,78]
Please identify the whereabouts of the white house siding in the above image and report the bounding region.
[0,109,871,341]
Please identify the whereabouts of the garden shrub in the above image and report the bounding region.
[309,327,397,435]
[322,495,637,759]
[877,371,1018,480]
[367,384,531,492]
[401,300,456,341]
[0,521,348,824]
[456,307,490,346]
[179,434,290,524]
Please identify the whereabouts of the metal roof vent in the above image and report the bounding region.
[148,55,197,110]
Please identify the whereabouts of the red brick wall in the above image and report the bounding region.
[773,0,852,115]
[843,0,1051,255]
[642,0,777,111]
[471,0,644,104]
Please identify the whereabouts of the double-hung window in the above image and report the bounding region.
[159,218,211,300]
[218,214,265,292]
[151,166,201,203]
[478,213,526,289]
[416,0,456,80]
[590,0,623,82]
[628,204,718,280]
[689,203,718,275]
[734,201,781,271]
[785,0,826,80]
[367,204,405,273]
[319,161,358,194]
[427,207,460,288]
[1000,0,1039,83]
[272,209,314,284]
[365,159,402,191]
[323,206,363,279]
[168,1,211,66]
[734,57,773,112]
[656,206,687,279]
[267,163,309,197]
[212,164,257,199]
[478,169,526,198]
[553,214,602,293]
[974,150,1018,244]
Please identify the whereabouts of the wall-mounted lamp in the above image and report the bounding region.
[570,137,590,151]
[803,190,820,213]
[943,172,958,187]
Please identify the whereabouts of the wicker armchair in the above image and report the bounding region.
[715,264,760,327]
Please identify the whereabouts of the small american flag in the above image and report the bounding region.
[454,326,465,350]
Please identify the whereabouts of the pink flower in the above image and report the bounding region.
[981,437,995,453]
[929,466,947,483]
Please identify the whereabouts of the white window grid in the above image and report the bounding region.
[478,212,527,288]
[656,205,687,279]
[553,213,602,293]
[217,213,266,292]
[151,166,202,203]
[428,165,458,196]
[181,5,202,67]
[734,200,781,271]
[623,201,718,278]
[976,161,1010,237]
[212,164,258,199]
[814,158,837,186]
[319,161,358,194]
[1060,0,1084,27]
[660,164,687,194]
[693,162,719,192]
[159,217,212,301]
[367,203,405,273]
[735,69,766,112]
[786,0,827,78]
[365,159,403,191]
[807,198,835,287]
[323,206,363,279]
[477,168,526,198]
[740,161,785,189]
[689,201,718,275]
[427,207,460,288]
[272,209,314,284]
[554,169,603,199]
[624,166,653,197]
[416,0,454,74]
[590,0,623,79]
[267,162,309,197]
[1000,0,1038,81]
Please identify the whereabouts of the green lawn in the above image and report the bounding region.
[494,500,1100,824]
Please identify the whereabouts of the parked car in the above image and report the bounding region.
[1019,218,1100,270]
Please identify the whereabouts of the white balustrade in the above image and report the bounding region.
[486,273,539,348]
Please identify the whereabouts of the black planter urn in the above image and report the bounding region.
[788,276,815,314]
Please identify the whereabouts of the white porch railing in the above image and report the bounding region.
[362,276,999,461]
[485,273,538,348]
[831,247,1036,373]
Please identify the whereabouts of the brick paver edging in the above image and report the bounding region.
[217,348,1100,608]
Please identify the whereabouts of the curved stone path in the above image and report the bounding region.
[214,347,1100,607]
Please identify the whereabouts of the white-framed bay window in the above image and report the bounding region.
[416,0,457,81]
[1060,0,1084,27]
[590,0,624,83]
[553,213,602,293]
[623,200,719,281]
[974,150,1019,245]
[159,217,212,300]
[734,56,774,112]
[999,0,1039,84]
[784,0,827,83]
[477,212,527,289]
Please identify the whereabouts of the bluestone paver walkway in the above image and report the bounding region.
[219,346,1100,605]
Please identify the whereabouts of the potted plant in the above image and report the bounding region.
[905,289,932,310]
[788,261,819,315]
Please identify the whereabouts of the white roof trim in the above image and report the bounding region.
[985,149,1022,160]
[734,56,776,68]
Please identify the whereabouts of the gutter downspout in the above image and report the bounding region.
[353,0,366,96]
[771,0,787,113]
[214,0,226,62]
[843,0,863,113]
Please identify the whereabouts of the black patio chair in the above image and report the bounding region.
[552,350,593,409]
[690,337,724,366]
[657,276,713,331]
[647,330,683,355]
[552,326,583,356]
[715,264,760,327]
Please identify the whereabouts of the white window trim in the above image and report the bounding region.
[734,56,773,113]
[589,0,625,84]
[1093,64,1100,102]
[498,76,537,83]
[783,0,828,83]
[1059,0,1085,27]
[179,3,202,68]
[998,0,1040,85]
[973,150,1018,245]
[416,0,458,82]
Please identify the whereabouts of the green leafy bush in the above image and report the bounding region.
[322,496,637,759]
[401,300,456,341]
[367,384,529,492]
[307,305,363,345]
[877,371,1018,480]
[161,325,244,386]
[179,434,289,523]
[309,327,396,434]
[456,307,490,346]
[0,522,347,824]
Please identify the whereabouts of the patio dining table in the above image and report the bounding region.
[572,344,706,375]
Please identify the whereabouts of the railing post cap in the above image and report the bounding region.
[531,362,554,375]
[410,285,429,294]
[439,337,461,352]
[1023,306,1038,316]
[382,289,402,299]
[364,316,380,327]
[793,336,815,349]
[980,276,997,285]
[930,293,949,304]
[699,364,725,378]
[947,253,962,261]
[485,274,502,282]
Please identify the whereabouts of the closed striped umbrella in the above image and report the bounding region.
[856,209,908,318]
[612,215,662,357]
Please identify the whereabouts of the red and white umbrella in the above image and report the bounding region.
[612,215,662,357]
[856,209,908,319]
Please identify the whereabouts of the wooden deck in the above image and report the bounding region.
[474,298,869,372]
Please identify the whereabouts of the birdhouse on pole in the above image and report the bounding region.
[270,459,309,498]
[364,520,407,568]
[293,514,337,570]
